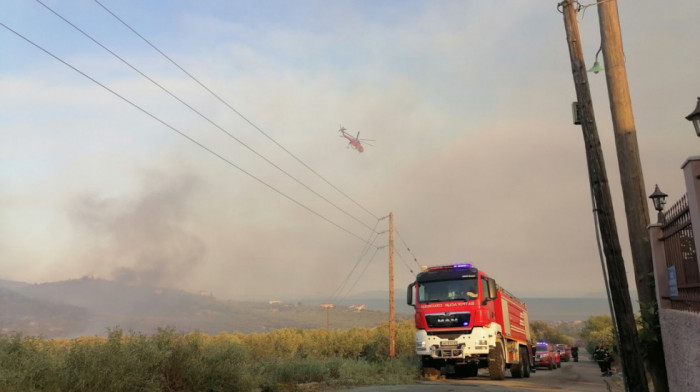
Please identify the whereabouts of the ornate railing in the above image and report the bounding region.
[661,194,700,312]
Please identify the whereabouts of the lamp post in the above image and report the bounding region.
[649,184,668,224]
[686,97,700,137]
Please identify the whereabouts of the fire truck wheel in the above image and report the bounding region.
[488,340,506,380]
[510,364,522,378]
[510,357,523,378]
[522,347,531,378]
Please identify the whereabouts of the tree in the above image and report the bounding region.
[579,315,614,355]
[530,321,571,344]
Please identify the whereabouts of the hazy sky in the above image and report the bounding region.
[2,0,698,303]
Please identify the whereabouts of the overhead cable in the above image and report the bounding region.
[34,0,377,233]
[328,221,382,302]
[93,0,380,221]
[0,21,373,245]
[395,227,422,269]
[337,246,381,301]
[394,249,415,275]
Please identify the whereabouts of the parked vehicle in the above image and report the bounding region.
[556,344,572,362]
[407,263,533,380]
[534,342,558,370]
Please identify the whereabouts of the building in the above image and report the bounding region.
[648,156,700,392]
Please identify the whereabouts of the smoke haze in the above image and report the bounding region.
[1,0,698,302]
[67,171,205,287]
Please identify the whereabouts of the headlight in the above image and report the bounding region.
[416,341,426,350]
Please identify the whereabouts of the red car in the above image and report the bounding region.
[556,344,572,362]
[534,343,559,370]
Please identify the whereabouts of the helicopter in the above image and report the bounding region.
[338,126,374,153]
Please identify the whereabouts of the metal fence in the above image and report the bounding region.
[661,194,700,312]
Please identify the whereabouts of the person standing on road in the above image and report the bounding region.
[593,343,612,376]
[571,345,579,362]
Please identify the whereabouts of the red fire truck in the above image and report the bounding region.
[407,263,534,380]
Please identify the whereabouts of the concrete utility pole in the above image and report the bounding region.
[559,1,647,391]
[388,212,396,358]
[596,2,669,391]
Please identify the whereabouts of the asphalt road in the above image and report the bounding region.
[339,351,624,392]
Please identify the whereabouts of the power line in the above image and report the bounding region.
[34,0,377,233]
[334,216,415,300]
[328,221,382,302]
[93,0,381,222]
[395,227,422,269]
[0,20,374,246]
[394,249,415,275]
[338,246,382,301]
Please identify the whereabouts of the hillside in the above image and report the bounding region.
[0,277,612,338]
[0,277,409,338]
[0,288,88,337]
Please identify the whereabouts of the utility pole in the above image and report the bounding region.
[388,211,396,358]
[559,1,647,391]
[321,303,333,329]
[596,2,669,391]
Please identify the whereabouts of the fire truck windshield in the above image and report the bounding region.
[418,278,478,303]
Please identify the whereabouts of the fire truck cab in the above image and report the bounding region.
[407,263,533,380]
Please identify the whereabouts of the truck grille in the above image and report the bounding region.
[435,348,463,358]
[425,312,470,328]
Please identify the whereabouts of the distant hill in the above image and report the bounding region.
[0,288,88,336]
[522,297,612,322]
[311,291,612,322]
[0,279,30,290]
[0,277,615,338]
[0,277,409,338]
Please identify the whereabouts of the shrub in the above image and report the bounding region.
[1,322,418,392]
[0,334,63,392]
[579,315,615,355]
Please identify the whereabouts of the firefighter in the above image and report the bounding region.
[571,345,579,362]
[593,343,612,376]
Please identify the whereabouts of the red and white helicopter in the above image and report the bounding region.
[338,126,373,153]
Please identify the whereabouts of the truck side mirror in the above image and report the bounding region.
[487,278,497,300]
[407,283,415,307]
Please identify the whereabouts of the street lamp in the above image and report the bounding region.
[686,97,700,137]
[649,184,668,223]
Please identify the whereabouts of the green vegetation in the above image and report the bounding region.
[0,311,626,392]
[579,315,615,355]
[530,320,575,345]
[0,322,419,392]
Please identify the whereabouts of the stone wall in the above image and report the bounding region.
[659,308,700,392]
